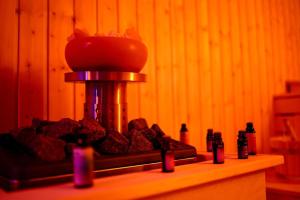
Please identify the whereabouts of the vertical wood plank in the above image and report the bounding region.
[229,0,245,135]
[183,0,201,149]
[277,0,286,89]
[291,0,300,79]
[98,0,118,34]
[270,0,281,93]
[118,0,140,122]
[49,0,74,121]
[296,0,300,79]
[219,0,235,153]
[196,0,213,150]
[0,0,19,132]
[255,0,268,152]
[238,0,253,123]
[137,0,158,127]
[73,0,97,120]
[154,0,174,137]
[207,0,223,131]
[288,0,296,80]
[19,0,47,126]
[282,0,292,81]
[263,0,275,153]
[246,0,262,151]
[169,0,187,140]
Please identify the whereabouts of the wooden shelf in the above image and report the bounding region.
[0,154,283,200]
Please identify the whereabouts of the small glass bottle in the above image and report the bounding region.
[237,130,248,159]
[206,129,214,152]
[180,123,189,145]
[213,132,224,164]
[73,134,94,188]
[245,122,257,155]
[161,136,175,172]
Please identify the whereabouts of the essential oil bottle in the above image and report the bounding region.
[206,129,214,152]
[73,134,94,188]
[161,136,175,172]
[180,123,189,145]
[237,130,248,159]
[213,132,224,164]
[245,122,257,155]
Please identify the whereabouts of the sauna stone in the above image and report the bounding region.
[127,129,154,153]
[128,118,149,131]
[43,118,80,138]
[11,127,66,162]
[98,130,129,154]
[78,118,106,143]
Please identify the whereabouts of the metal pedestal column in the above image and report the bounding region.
[65,71,146,134]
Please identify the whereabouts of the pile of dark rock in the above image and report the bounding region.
[9,118,177,162]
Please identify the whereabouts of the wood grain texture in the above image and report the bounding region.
[137,0,158,127]
[0,0,19,132]
[154,0,174,137]
[219,0,235,153]
[246,0,262,151]
[229,0,245,138]
[183,0,201,148]
[169,0,187,141]
[73,0,97,120]
[208,0,223,131]
[1,0,300,154]
[118,0,140,122]
[48,0,74,121]
[196,0,214,151]
[19,0,47,126]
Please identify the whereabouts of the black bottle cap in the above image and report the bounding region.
[214,132,222,139]
[207,129,214,138]
[180,123,188,132]
[246,122,255,133]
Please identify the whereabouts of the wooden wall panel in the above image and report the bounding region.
[19,0,47,126]
[238,0,254,126]
[137,0,158,127]
[73,0,97,120]
[255,0,269,152]
[292,0,300,79]
[246,0,262,151]
[154,0,174,137]
[229,0,245,140]
[98,0,118,34]
[183,0,201,148]
[196,0,213,150]
[0,0,19,132]
[48,0,74,121]
[1,0,300,153]
[118,0,141,122]
[208,0,223,131]
[219,0,235,153]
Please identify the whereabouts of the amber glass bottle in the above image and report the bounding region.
[213,132,224,164]
[73,134,94,188]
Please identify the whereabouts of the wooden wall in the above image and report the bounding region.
[0,0,300,153]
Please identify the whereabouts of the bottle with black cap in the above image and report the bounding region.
[73,133,94,188]
[245,122,257,155]
[206,129,214,152]
[161,136,175,172]
[213,132,224,164]
[180,123,189,145]
[237,130,248,159]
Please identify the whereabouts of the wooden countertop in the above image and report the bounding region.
[0,154,284,200]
